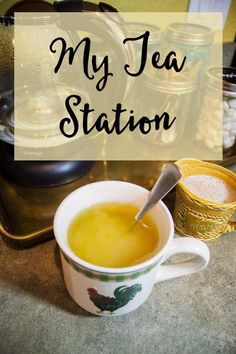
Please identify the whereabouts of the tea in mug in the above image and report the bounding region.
[67,203,160,268]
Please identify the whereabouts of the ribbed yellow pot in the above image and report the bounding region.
[174,159,236,241]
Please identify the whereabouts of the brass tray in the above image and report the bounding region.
[1,157,235,248]
[0,161,171,247]
[219,154,236,166]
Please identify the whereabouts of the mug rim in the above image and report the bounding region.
[176,158,236,208]
[53,181,174,274]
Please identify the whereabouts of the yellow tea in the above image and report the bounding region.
[67,203,160,268]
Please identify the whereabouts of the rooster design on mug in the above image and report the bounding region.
[87,284,142,314]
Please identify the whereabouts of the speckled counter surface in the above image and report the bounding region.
[0,219,236,353]
[1,163,236,354]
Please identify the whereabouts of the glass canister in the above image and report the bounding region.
[195,67,221,151]
[222,67,236,154]
[195,67,236,156]
[137,72,197,146]
[165,23,213,76]
[126,22,162,52]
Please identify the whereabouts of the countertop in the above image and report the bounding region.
[0,231,235,354]
[0,166,236,354]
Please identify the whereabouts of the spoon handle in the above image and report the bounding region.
[135,163,182,222]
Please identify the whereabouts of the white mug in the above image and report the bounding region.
[54,181,210,316]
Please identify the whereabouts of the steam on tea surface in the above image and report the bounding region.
[67,203,160,268]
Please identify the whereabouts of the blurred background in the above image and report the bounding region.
[0,0,235,42]
[0,0,235,246]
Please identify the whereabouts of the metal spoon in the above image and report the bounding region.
[135,163,182,223]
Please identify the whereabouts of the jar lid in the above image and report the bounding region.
[166,22,213,45]
[205,66,236,94]
[126,22,162,44]
[204,66,221,90]
[222,67,236,93]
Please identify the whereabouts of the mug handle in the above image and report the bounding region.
[155,237,210,283]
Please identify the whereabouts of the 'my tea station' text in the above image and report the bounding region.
[49,31,186,138]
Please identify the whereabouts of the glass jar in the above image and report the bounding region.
[165,23,213,76]
[222,67,236,154]
[126,22,162,52]
[195,67,236,156]
[195,67,221,151]
[137,72,197,146]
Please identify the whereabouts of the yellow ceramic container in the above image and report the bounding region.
[174,159,236,241]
